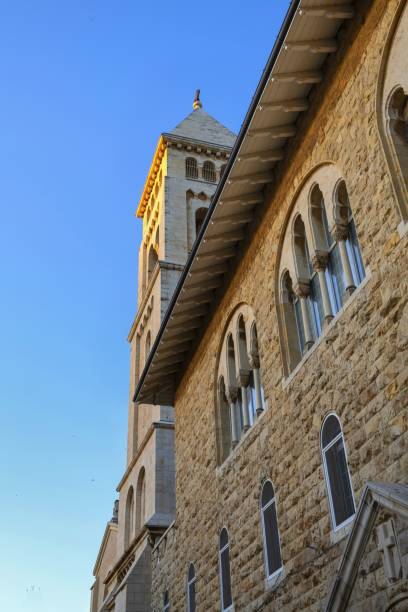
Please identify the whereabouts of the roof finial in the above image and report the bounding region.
[193,89,202,110]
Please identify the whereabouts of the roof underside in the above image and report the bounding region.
[135,0,357,406]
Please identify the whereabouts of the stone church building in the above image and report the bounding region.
[90,0,408,610]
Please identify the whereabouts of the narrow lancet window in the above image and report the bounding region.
[202,160,216,182]
[321,414,355,530]
[261,481,283,580]
[219,528,233,611]
[187,563,196,612]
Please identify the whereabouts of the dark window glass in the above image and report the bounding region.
[346,218,365,285]
[263,501,282,576]
[327,244,344,311]
[220,528,228,549]
[220,546,232,609]
[261,481,274,507]
[188,581,195,612]
[322,415,341,447]
[325,437,355,526]
[294,298,305,353]
[163,590,170,612]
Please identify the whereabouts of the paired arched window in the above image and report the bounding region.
[124,486,134,548]
[187,563,196,612]
[321,414,355,530]
[260,481,283,580]
[185,157,198,179]
[278,169,365,375]
[163,590,170,612]
[377,3,408,222]
[216,306,266,463]
[202,160,216,183]
[219,528,233,611]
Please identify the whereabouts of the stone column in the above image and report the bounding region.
[226,389,239,448]
[248,353,264,416]
[332,224,355,297]
[312,251,333,326]
[237,372,250,432]
[294,282,314,352]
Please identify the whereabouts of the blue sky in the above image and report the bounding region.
[0,2,290,610]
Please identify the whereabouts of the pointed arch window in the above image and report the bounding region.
[136,467,146,530]
[261,480,283,580]
[195,207,207,239]
[202,160,216,183]
[163,590,170,612]
[219,528,233,611]
[187,563,196,612]
[185,157,198,179]
[124,486,134,548]
[321,414,355,530]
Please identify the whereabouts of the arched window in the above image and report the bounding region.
[293,215,324,342]
[147,244,158,282]
[136,467,146,530]
[202,160,216,183]
[336,181,365,288]
[216,306,266,462]
[278,169,366,376]
[377,3,408,222]
[185,157,198,179]
[321,414,355,530]
[219,528,233,611]
[124,486,134,548]
[195,207,207,239]
[187,563,196,612]
[220,164,227,179]
[163,590,170,612]
[280,271,302,373]
[260,481,283,580]
[216,377,231,465]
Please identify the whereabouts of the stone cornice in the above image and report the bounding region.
[116,420,175,492]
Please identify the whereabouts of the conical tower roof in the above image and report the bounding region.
[169,106,236,148]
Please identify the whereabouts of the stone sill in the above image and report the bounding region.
[265,566,286,592]
[398,219,408,239]
[216,404,269,475]
[330,516,354,545]
[282,266,372,390]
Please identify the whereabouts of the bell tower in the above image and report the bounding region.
[127,94,236,463]
[90,95,235,612]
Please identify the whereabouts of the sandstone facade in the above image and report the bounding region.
[149,0,408,610]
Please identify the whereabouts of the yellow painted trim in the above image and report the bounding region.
[136,135,166,218]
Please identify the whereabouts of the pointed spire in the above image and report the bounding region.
[193,88,202,110]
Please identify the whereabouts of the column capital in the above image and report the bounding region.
[331,222,349,242]
[248,351,260,369]
[293,280,310,298]
[226,387,238,404]
[311,250,329,272]
[236,369,250,387]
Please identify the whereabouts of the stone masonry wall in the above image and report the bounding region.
[152,0,408,609]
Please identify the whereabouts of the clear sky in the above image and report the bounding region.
[0,2,290,610]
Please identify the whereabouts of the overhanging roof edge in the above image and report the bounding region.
[133,0,301,404]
